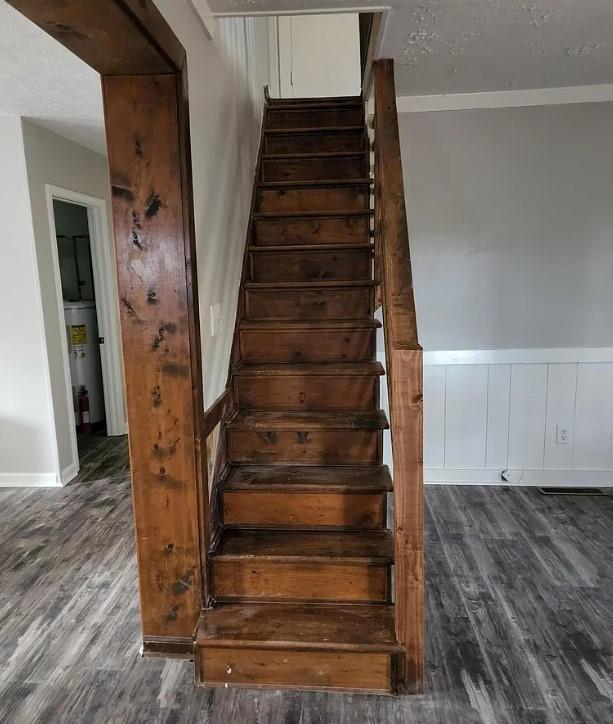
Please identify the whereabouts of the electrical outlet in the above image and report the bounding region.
[209,303,222,337]
[556,424,569,445]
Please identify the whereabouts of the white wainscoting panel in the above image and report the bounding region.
[422,348,613,485]
[423,365,446,469]
[485,364,510,470]
[445,365,488,469]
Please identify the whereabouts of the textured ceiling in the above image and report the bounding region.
[0,2,105,154]
[210,0,613,96]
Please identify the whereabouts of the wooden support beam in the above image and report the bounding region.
[102,73,206,645]
[373,58,424,693]
[7,0,209,649]
[5,0,184,75]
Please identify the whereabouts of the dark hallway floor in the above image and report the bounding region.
[0,435,611,723]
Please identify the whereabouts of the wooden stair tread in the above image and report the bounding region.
[249,243,372,253]
[214,528,394,562]
[262,151,365,160]
[258,178,372,189]
[196,603,400,652]
[265,126,363,135]
[253,210,373,220]
[239,318,380,330]
[234,362,384,377]
[222,464,392,492]
[227,410,389,431]
[244,280,378,290]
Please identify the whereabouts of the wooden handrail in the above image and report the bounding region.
[373,58,424,694]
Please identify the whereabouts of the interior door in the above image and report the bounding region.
[278,14,361,98]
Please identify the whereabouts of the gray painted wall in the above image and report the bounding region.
[400,102,613,350]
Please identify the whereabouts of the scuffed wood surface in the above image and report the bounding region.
[374,58,424,692]
[103,75,203,640]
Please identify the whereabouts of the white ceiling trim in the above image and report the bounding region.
[396,84,613,113]
[211,5,389,17]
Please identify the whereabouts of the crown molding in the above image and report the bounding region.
[396,83,613,113]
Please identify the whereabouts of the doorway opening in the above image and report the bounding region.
[54,199,106,454]
[46,185,126,481]
[267,11,384,100]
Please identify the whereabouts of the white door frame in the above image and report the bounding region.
[45,185,126,481]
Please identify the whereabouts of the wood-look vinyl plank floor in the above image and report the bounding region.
[0,435,611,723]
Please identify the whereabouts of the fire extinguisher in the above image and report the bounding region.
[78,385,92,433]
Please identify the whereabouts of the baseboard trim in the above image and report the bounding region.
[0,472,61,488]
[425,468,613,487]
[142,636,194,660]
[61,461,79,485]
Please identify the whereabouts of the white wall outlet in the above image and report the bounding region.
[209,302,222,337]
[556,424,570,445]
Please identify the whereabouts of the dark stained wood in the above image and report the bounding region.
[374,58,424,693]
[215,528,393,561]
[239,319,378,363]
[250,245,372,282]
[197,648,393,692]
[234,362,382,410]
[213,561,390,603]
[227,410,388,432]
[5,0,184,75]
[245,282,374,321]
[261,153,366,182]
[196,603,399,651]
[223,464,392,491]
[223,490,386,528]
[202,389,231,438]
[256,182,370,214]
[102,74,203,642]
[228,430,381,465]
[264,127,364,154]
[266,107,363,129]
[253,211,371,246]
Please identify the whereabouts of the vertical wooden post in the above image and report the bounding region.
[373,58,424,693]
[6,0,208,657]
[102,74,207,652]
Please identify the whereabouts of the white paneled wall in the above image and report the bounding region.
[423,350,613,486]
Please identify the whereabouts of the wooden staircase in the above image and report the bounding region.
[195,65,423,695]
[194,94,403,693]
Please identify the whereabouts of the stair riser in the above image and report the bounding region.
[223,491,386,528]
[250,248,371,282]
[257,186,369,213]
[246,288,373,320]
[235,375,378,410]
[261,156,365,182]
[265,130,364,154]
[253,216,370,246]
[196,648,394,693]
[227,429,381,465]
[240,328,376,363]
[266,107,363,129]
[212,560,390,603]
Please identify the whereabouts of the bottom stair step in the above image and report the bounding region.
[195,603,401,693]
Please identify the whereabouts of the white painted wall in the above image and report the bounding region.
[400,103,613,351]
[278,14,360,98]
[153,1,271,406]
[394,102,613,483]
[21,120,120,480]
[0,117,58,486]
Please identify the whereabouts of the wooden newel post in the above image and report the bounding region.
[373,58,424,693]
